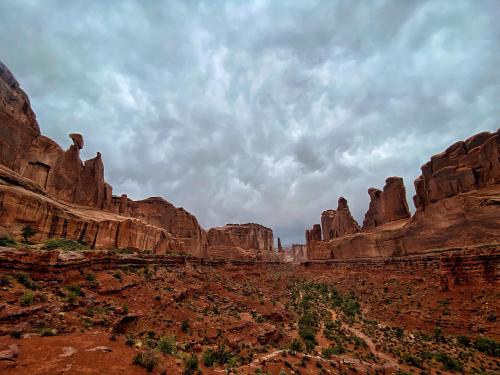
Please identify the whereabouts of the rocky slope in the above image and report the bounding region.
[307,130,500,259]
[0,61,275,260]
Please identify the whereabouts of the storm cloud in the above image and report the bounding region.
[1,0,499,244]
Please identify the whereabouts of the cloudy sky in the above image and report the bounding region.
[1,1,499,244]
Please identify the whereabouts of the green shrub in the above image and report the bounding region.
[202,348,216,367]
[183,354,199,375]
[0,237,17,247]
[133,350,158,372]
[20,291,35,306]
[181,319,190,332]
[474,336,500,357]
[66,284,83,296]
[435,352,463,372]
[15,273,38,289]
[457,335,471,347]
[42,238,88,251]
[157,335,176,354]
[298,311,318,351]
[402,354,422,368]
[21,225,37,243]
[330,345,346,355]
[113,271,122,280]
[289,338,303,354]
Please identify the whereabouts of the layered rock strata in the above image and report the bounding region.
[206,223,277,261]
[307,130,500,259]
[0,61,272,259]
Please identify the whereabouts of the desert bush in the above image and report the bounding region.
[133,350,158,373]
[402,354,422,368]
[21,225,37,243]
[474,336,500,357]
[20,291,34,306]
[435,352,463,372]
[202,348,216,367]
[457,335,471,347]
[157,335,176,354]
[125,335,135,347]
[183,354,199,375]
[0,236,17,247]
[289,338,303,354]
[42,238,88,251]
[15,273,38,289]
[181,319,190,332]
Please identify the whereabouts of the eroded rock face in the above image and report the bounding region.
[321,198,360,240]
[0,61,207,256]
[363,177,410,229]
[110,196,206,257]
[307,130,500,260]
[206,223,276,260]
[414,130,500,209]
[0,62,40,172]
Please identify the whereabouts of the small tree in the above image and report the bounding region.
[21,225,38,243]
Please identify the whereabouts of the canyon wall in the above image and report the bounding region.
[206,223,277,261]
[307,130,500,259]
[0,61,271,259]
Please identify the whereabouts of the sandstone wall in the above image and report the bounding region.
[307,130,500,260]
[206,223,277,260]
[0,61,206,256]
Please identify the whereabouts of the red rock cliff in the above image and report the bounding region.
[307,130,500,260]
[206,223,276,260]
[0,62,206,255]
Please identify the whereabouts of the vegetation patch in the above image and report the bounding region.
[42,238,89,251]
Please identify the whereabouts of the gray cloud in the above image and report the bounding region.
[1,0,499,245]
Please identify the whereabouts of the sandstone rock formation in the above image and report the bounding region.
[362,177,410,229]
[206,223,276,260]
[277,237,283,252]
[321,197,360,240]
[307,129,500,260]
[413,131,500,209]
[291,244,306,262]
[305,224,322,247]
[0,60,273,259]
